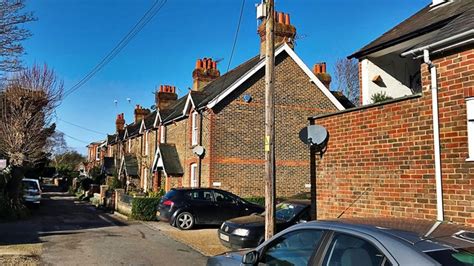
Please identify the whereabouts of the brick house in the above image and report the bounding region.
[103,11,353,197]
[85,140,106,175]
[309,0,473,225]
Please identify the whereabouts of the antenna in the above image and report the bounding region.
[114,99,118,107]
[337,187,370,219]
[126,97,131,104]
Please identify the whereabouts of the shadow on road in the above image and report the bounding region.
[0,185,126,246]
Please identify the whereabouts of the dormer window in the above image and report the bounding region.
[191,111,198,146]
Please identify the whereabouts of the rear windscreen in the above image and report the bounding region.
[22,181,39,190]
[163,190,177,199]
[425,249,474,265]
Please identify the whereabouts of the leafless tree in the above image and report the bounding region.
[0,0,35,74]
[0,65,63,215]
[333,58,360,106]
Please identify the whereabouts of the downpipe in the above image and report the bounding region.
[423,49,444,221]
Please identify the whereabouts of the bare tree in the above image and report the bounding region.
[333,58,360,106]
[0,0,35,74]
[0,65,63,216]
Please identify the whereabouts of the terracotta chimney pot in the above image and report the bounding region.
[278,12,284,24]
[285,14,290,25]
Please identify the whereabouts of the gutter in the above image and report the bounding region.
[401,29,474,57]
[423,49,444,222]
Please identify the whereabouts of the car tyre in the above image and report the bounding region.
[176,212,194,230]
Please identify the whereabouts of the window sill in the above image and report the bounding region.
[466,158,474,162]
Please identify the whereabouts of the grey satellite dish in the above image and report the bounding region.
[299,125,329,153]
[193,145,205,157]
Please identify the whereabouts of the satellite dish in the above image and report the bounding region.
[299,125,329,154]
[193,146,205,157]
[243,94,252,103]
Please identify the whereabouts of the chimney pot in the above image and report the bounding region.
[212,61,216,69]
[285,14,290,25]
[278,12,284,24]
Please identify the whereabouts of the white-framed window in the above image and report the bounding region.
[191,111,198,146]
[190,163,198,188]
[96,146,100,161]
[145,131,149,156]
[143,168,148,191]
[160,126,166,144]
[467,98,474,160]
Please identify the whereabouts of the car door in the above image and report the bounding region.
[257,229,326,266]
[212,190,240,223]
[319,232,393,266]
[186,189,215,224]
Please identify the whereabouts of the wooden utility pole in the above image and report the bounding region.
[264,0,276,240]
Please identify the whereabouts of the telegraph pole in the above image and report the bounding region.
[264,0,276,240]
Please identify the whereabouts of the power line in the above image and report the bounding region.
[58,130,91,144]
[57,117,108,135]
[62,0,168,99]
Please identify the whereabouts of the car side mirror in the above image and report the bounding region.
[242,250,258,265]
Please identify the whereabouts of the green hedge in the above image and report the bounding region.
[131,197,161,221]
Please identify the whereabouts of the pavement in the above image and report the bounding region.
[143,221,231,257]
[0,186,207,265]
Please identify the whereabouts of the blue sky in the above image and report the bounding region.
[22,0,428,154]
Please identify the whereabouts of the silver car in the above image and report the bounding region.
[207,218,474,265]
[22,178,42,205]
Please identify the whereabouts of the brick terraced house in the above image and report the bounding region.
[96,11,354,198]
[309,0,473,226]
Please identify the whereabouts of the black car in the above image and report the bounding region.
[218,200,311,249]
[158,188,264,230]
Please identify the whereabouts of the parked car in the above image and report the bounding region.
[22,178,42,206]
[158,188,264,230]
[218,200,311,249]
[208,218,474,266]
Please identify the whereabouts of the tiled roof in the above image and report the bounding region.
[161,96,188,123]
[158,143,183,176]
[102,157,115,175]
[349,0,473,58]
[126,122,141,138]
[107,134,117,145]
[330,91,355,109]
[143,111,157,130]
[124,154,139,177]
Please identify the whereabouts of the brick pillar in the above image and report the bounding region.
[153,172,160,192]
[115,189,125,211]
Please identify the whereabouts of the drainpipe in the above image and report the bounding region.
[198,112,203,188]
[423,49,444,221]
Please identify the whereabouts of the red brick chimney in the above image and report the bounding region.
[258,11,296,58]
[192,58,220,91]
[313,62,331,89]
[156,85,178,111]
[134,105,150,123]
[116,113,125,132]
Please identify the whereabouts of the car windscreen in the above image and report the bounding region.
[274,203,305,222]
[425,249,474,265]
[22,181,39,190]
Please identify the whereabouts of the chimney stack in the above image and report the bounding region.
[156,85,178,111]
[134,105,150,123]
[192,58,220,91]
[115,113,125,132]
[313,62,331,89]
[257,11,296,58]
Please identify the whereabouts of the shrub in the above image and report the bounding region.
[244,197,265,206]
[131,197,161,221]
[108,177,122,190]
[371,91,393,103]
[147,189,165,198]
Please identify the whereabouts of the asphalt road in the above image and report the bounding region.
[0,186,207,265]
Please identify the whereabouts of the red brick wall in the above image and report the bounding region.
[312,47,474,225]
[210,53,339,197]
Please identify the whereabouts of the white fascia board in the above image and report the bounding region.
[154,111,162,128]
[283,45,345,110]
[152,146,165,174]
[182,93,196,117]
[123,128,129,140]
[207,43,345,110]
[139,120,146,134]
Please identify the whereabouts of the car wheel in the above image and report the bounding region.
[176,212,194,230]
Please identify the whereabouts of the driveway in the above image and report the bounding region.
[0,186,207,265]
